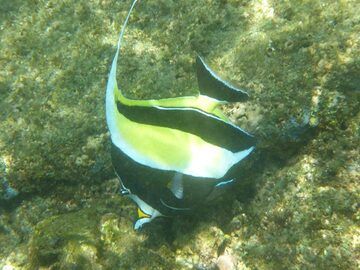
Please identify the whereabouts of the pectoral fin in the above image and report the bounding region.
[170,172,184,199]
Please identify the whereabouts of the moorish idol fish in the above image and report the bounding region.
[106,0,256,229]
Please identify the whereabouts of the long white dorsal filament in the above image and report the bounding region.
[116,0,139,56]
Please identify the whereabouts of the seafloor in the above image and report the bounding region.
[0,0,359,269]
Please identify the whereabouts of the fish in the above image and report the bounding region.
[106,0,256,230]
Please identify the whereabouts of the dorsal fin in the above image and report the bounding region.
[106,0,138,100]
[196,55,249,102]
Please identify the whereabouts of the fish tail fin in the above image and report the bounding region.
[196,55,250,103]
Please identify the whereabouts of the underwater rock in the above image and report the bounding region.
[0,179,19,201]
[29,208,103,268]
[216,254,236,270]
[0,215,21,261]
[0,0,359,269]
[0,158,18,201]
[28,205,140,269]
[174,223,227,269]
[27,197,178,269]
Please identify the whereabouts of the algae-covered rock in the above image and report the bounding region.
[0,157,19,201]
[29,207,102,268]
[0,0,117,193]
[0,0,359,269]
[27,197,178,269]
[227,112,359,269]
[174,223,226,269]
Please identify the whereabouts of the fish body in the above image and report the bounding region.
[106,0,255,229]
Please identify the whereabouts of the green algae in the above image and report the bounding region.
[0,0,359,269]
[29,208,102,268]
[27,197,178,269]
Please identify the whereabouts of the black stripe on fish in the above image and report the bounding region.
[116,102,255,153]
[111,143,211,215]
[196,56,249,102]
[111,143,248,215]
